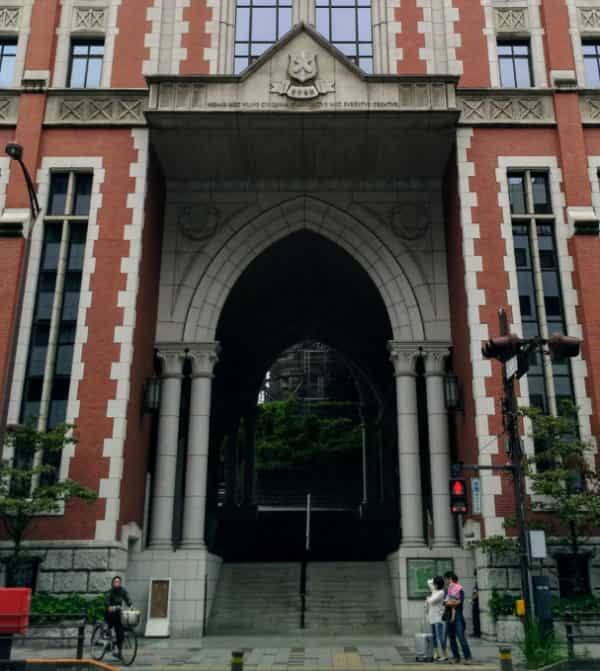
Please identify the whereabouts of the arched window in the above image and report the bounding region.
[315,0,373,73]
[235,0,293,74]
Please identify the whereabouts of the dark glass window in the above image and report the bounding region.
[557,555,591,597]
[508,171,575,459]
[0,39,17,87]
[316,0,373,73]
[498,41,533,88]
[234,0,292,74]
[583,41,600,87]
[68,39,104,88]
[18,172,91,487]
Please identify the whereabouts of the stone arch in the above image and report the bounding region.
[180,196,432,342]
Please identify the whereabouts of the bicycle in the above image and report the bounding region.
[90,607,139,666]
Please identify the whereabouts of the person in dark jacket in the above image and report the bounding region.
[104,575,132,658]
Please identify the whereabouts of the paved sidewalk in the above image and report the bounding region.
[11,634,504,670]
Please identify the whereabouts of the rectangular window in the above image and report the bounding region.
[19,171,91,484]
[509,171,574,456]
[315,0,373,73]
[234,0,292,74]
[498,40,533,88]
[0,38,17,87]
[583,41,600,87]
[68,39,104,88]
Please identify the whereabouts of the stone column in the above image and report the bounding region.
[423,344,456,547]
[389,343,425,547]
[149,347,185,549]
[181,343,220,549]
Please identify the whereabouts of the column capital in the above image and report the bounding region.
[388,341,421,376]
[421,342,451,376]
[187,342,220,378]
[156,344,186,378]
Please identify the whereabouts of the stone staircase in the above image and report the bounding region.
[207,562,302,634]
[305,561,397,634]
[207,561,397,635]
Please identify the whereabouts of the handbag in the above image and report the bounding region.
[441,607,451,622]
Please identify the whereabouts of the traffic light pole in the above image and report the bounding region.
[498,309,533,620]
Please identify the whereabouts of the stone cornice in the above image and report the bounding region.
[44,89,147,126]
[458,89,555,125]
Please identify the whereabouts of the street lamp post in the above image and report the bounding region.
[0,143,41,444]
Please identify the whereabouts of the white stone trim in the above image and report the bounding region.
[5,157,104,490]
[95,129,149,542]
[414,0,461,75]
[456,128,504,537]
[372,0,402,74]
[170,0,190,75]
[205,0,234,75]
[483,0,547,88]
[496,155,594,449]
[53,0,122,88]
[142,0,162,76]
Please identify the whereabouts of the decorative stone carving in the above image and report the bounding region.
[156,348,185,379]
[579,95,600,123]
[72,6,106,31]
[494,7,528,32]
[177,204,220,242]
[187,343,220,378]
[422,345,450,376]
[0,95,18,124]
[579,7,600,32]
[459,93,554,124]
[45,94,146,125]
[271,52,335,100]
[388,201,430,240]
[388,343,422,377]
[0,6,20,30]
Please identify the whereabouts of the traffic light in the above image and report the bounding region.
[546,333,582,363]
[449,478,468,515]
[481,334,523,362]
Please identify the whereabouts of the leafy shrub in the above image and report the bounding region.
[489,590,518,618]
[517,617,566,669]
[552,594,600,620]
[31,592,105,624]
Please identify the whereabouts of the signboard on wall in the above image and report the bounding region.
[145,578,172,637]
[407,559,454,599]
[471,478,481,515]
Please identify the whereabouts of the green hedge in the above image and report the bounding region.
[30,593,105,624]
[489,590,600,620]
[489,590,517,618]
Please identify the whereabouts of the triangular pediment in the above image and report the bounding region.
[239,21,366,83]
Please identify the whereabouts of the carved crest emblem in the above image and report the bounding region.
[271,51,335,100]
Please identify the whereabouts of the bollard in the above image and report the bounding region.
[499,646,513,671]
[76,621,85,659]
[232,650,244,671]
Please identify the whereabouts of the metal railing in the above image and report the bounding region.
[564,612,600,659]
[300,493,311,629]
[0,611,87,659]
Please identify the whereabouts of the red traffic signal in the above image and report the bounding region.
[546,333,582,363]
[481,334,523,362]
[449,478,468,515]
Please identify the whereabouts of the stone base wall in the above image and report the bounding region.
[0,541,128,595]
[125,543,223,637]
[475,540,600,640]
[387,546,475,636]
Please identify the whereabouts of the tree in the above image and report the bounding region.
[521,402,600,594]
[0,423,97,583]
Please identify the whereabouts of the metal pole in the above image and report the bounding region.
[231,650,244,671]
[499,646,513,671]
[498,309,532,619]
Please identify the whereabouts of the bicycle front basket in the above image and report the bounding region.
[120,608,141,627]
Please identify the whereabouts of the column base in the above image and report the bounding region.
[147,541,173,551]
[180,540,207,550]
[432,537,458,548]
[400,538,426,548]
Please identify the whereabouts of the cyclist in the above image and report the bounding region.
[104,575,132,659]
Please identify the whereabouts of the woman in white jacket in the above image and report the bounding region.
[426,576,448,661]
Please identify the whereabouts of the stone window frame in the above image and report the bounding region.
[204,0,400,75]
[6,157,104,490]
[482,0,547,89]
[0,1,34,88]
[496,156,593,462]
[566,0,600,87]
[53,0,120,88]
